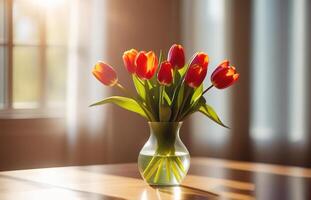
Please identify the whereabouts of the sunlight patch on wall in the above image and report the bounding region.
[66,0,79,146]
[66,0,108,150]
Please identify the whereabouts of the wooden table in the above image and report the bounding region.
[0,157,310,200]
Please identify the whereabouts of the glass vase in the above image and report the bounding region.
[138,122,190,186]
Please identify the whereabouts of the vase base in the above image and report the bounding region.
[149,184,181,187]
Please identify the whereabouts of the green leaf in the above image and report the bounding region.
[178,64,188,77]
[179,96,204,120]
[90,96,147,118]
[163,89,172,105]
[132,75,146,100]
[144,80,158,119]
[190,84,203,104]
[199,104,229,128]
[174,68,182,84]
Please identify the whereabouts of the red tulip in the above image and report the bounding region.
[92,61,118,86]
[135,51,158,80]
[123,49,138,74]
[211,60,239,89]
[157,61,173,85]
[189,52,209,69]
[185,64,207,88]
[168,44,185,69]
[184,52,209,88]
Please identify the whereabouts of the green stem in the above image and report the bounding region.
[159,85,164,121]
[144,157,186,184]
[174,157,186,173]
[171,160,182,182]
[174,87,191,121]
[144,80,156,119]
[180,84,214,120]
[202,84,214,95]
[166,158,171,182]
[143,156,157,176]
[145,158,162,180]
[154,159,164,182]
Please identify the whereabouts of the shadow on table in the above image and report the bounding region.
[152,185,219,200]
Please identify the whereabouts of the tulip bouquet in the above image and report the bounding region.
[91,44,239,185]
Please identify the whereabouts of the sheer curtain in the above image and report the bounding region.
[66,0,110,164]
[250,0,310,165]
[183,0,311,166]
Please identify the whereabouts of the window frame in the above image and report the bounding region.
[0,0,66,119]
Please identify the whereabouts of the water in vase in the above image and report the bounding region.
[138,151,190,185]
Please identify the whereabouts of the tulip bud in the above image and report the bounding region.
[135,51,158,80]
[184,52,209,88]
[123,49,138,74]
[92,61,118,86]
[211,60,239,89]
[157,61,173,85]
[185,64,207,88]
[168,44,185,69]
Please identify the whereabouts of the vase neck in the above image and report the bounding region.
[148,122,183,155]
[148,122,182,138]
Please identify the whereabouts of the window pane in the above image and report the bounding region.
[0,46,6,109]
[13,47,40,108]
[46,2,69,45]
[46,47,67,108]
[13,0,40,45]
[0,0,6,44]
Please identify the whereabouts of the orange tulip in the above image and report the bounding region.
[168,44,185,69]
[123,49,138,74]
[135,51,158,80]
[211,60,239,89]
[184,52,209,88]
[157,61,173,85]
[92,61,118,86]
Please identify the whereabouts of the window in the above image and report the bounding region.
[0,0,69,117]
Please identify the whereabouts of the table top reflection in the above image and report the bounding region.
[0,157,310,200]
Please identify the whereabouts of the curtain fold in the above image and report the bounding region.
[250,0,310,166]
